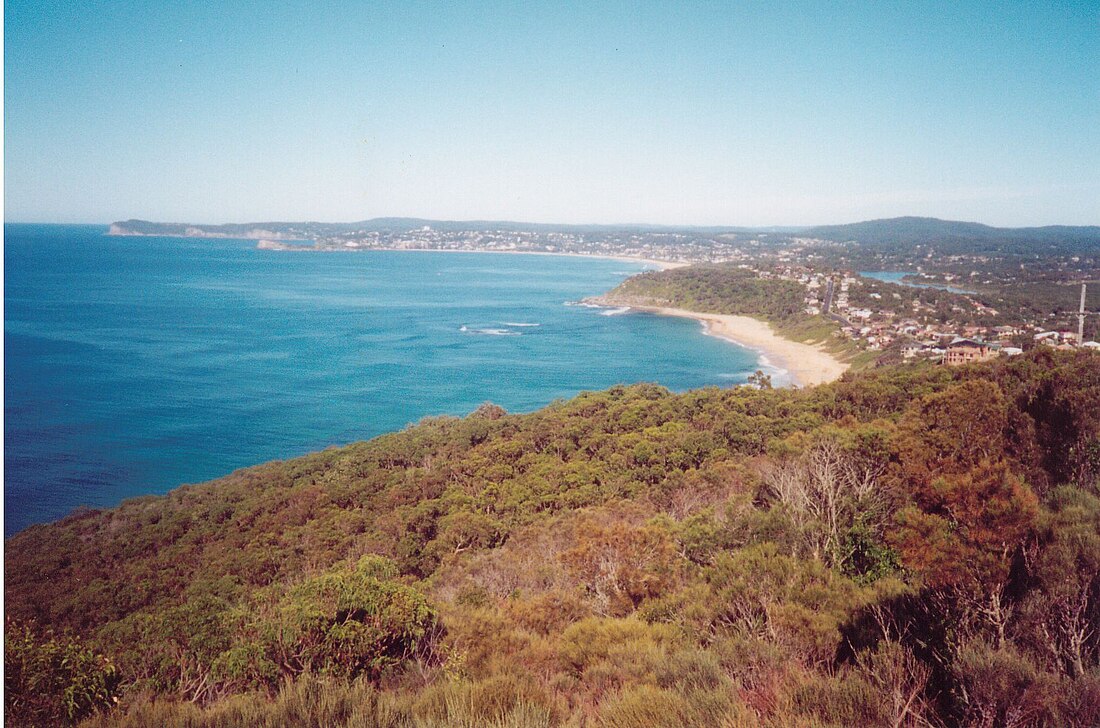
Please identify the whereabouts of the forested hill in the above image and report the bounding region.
[807,216,1100,254]
[601,266,808,323]
[7,351,1100,727]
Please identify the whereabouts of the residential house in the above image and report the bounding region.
[943,337,999,366]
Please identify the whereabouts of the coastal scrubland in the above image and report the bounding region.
[603,266,811,323]
[6,349,1100,727]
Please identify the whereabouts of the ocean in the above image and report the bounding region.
[4,224,763,535]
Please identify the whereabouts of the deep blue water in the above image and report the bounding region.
[859,270,975,294]
[4,224,764,535]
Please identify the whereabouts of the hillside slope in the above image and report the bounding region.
[807,216,1100,254]
[6,352,1100,727]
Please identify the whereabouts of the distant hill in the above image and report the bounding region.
[807,216,1100,254]
[108,215,1100,255]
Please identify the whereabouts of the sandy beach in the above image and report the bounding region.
[611,304,849,388]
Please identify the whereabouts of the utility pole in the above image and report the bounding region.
[1080,283,1087,344]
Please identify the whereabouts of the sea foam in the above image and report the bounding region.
[462,326,521,336]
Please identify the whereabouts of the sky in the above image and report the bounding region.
[4,1,1099,226]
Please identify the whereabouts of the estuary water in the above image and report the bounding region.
[859,270,975,294]
[4,224,763,535]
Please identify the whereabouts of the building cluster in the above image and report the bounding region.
[312,227,754,265]
[764,266,1100,365]
[906,329,1100,367]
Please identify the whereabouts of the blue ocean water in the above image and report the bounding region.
[4,224,764,535]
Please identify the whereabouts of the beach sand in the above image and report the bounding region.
[622,305,849,388]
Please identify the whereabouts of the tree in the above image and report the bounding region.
[765,428,890,570]
[889,381,1039,645]
[1018,487,1100,678]
[561,521,678,616]
[748,369,773,390]
[701,543,864,666]
[251,557,435,683]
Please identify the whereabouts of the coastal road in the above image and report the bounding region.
[828,312,854,328]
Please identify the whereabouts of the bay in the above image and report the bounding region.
[4,224,764,535]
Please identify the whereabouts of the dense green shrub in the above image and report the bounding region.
[5,621,121,727]
[251,558,436,682]
[2,351,1098,726]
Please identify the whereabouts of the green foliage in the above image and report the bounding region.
[701,544,866,666]
[952,642,1061,727]
[78,673,559,728]
[253,559,435,682]
[841,521,899,585]
[607,265,810,323]
[786,671,890,727]
[558,618,678,677]
[5,350,1100,726]
[409,674,557,727]
[1016,486,1100,678]
[595,684,748,728]
[5,621,121,727]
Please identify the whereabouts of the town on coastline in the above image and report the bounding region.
[111,217,1100,369]
[764,268,1097,366]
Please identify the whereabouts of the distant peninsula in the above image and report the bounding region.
[108,217,785,265]
[109,216,1100,363]
[109,216,1100,262]
[109,216,1100,358]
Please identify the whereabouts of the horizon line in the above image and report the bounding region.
[8,214,1100,231]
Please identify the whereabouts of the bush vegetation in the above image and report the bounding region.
[605,266,808,324]
[6,349,1100,726]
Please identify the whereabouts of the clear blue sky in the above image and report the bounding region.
[5,1,1098,226]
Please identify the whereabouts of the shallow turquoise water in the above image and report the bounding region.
[4,224,763,534]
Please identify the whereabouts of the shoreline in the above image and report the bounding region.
[258,243,687,271]
[593,301,849,388]
[348,246,688,271]
[111,228,831,384]
[107,229,689,270]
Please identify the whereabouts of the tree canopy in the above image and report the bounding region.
[7,350,1100,727]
